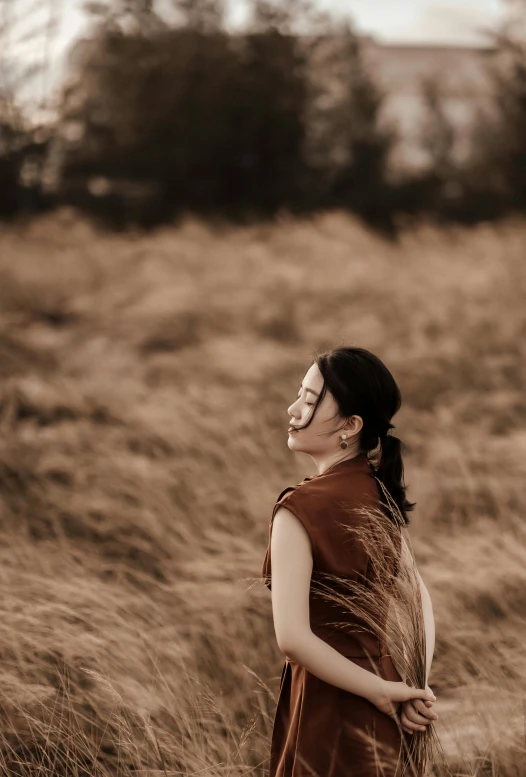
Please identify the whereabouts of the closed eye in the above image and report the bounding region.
[296,393,313,405]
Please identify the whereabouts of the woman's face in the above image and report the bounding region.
[287,362,344,455]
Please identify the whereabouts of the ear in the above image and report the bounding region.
[345,415,363,435]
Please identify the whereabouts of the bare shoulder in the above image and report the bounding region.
[273,504,309,536]
[271,504,314,556]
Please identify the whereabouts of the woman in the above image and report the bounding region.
[261,346,438,777]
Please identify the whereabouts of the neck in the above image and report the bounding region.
[312,442,363,475]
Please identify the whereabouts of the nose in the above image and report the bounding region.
[287,397,301,417]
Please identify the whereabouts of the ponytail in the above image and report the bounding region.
[375,434,415,526]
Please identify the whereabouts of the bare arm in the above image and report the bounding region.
[398,533,435,686]
[397,535,438,734]
[386,595,408,682]
[270,507,435,713]
[418,570,435,686]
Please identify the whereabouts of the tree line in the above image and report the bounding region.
[1,0,526,233]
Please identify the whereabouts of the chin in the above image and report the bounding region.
[287,436,304,452]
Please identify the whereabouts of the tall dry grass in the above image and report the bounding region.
[0,208,525,774]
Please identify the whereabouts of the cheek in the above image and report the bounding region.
[305,407,328,432]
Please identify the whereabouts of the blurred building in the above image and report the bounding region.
[305,32,495,175]
[361,38,495,172]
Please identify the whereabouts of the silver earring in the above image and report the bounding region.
[340,433,348,450]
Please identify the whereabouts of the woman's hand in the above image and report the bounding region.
[369,679,436,718]
[399,684,438,734]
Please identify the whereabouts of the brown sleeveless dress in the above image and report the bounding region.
[261,452,411,777]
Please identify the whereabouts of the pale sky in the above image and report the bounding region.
[230,0,504,44]
[3,0,507,114]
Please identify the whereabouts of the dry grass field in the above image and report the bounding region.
[0,208,525,775]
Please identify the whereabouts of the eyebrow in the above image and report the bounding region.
[299,384,320,398]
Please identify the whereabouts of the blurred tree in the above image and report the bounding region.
[248,0,327,34]
[56,0,313,223]
[47,0,397,228]
[410,75,464,219]
[461,0,526,216]
[0,118,23,216]
[419,76,456,179]
[489,35,526,208]
[83,0,167,34]
[396,0,526,224]
[173,0,225,32]
[328,26,395,229]
[0,0,58,217]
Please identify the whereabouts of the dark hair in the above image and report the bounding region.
[295,345,415,525]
